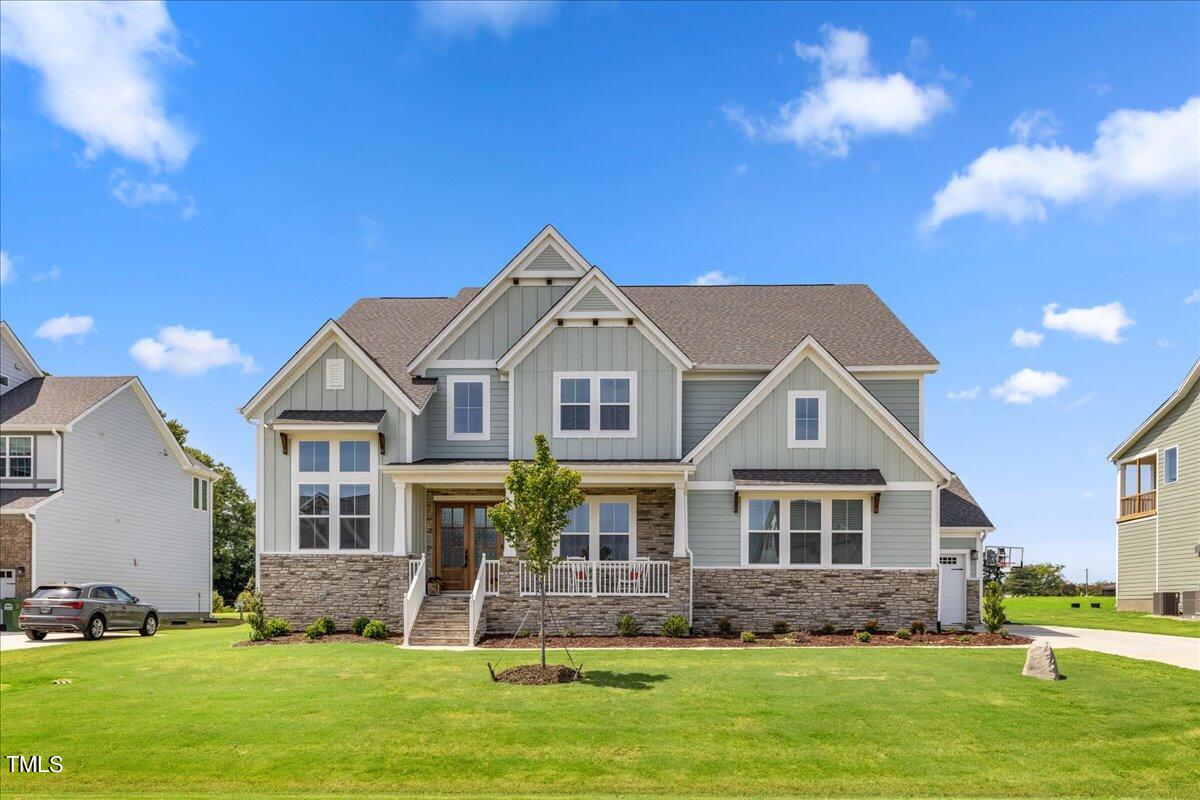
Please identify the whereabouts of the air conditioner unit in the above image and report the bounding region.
[1153,591,1181,616]
[1182,591,1198,617]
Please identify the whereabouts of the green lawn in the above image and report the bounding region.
[1,624,1196,800]
[1005,595,1200,638]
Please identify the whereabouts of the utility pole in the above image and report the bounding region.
[1084,569,1089,597]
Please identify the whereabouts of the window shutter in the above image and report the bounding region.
[325,359,345,390]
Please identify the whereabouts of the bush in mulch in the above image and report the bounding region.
[492,664,581,685]
[478,631,1032,648]
[234,631,401,647]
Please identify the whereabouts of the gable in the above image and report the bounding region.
[1,322,44,395]
[1120,376,1198,460]
[520,241,576,274]
[437,283,569,361]
[1111,359,1200,461]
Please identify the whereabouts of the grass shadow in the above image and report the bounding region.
[581,670,670,690]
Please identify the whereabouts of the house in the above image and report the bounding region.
[1108,359,1199,614]
[239,226,994,644]
[0,322,217,616]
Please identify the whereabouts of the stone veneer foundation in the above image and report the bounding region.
[0,515,33,598]
[258,553,409,629]
[692,567,939,633]
[966,579,981,628]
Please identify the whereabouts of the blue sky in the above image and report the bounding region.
[2,1,1197,580]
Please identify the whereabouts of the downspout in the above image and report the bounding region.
[24,512,37,589]
[51,430,62,491]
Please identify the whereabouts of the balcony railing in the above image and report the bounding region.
[1118,491,1156,521]
[518,559,670,597]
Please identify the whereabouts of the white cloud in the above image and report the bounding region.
[0,0,194,170]
[1156,337,1171,348]
[947,386,980,401]
[111,174,178,207]
[1009,109,1060,143]
[0,251,13,285]
[923,97,1200,230]
[991,368,1069,404]
[1010,327,1044,348]
[1185,289,1200,304]
[689,270,741,286]
[35,314,94,343]
[734,163,748,176]
[1042,302,1133,344]
[130,326,256,376]
[417,1,556,38]
[725,26,951,157]
[33,265,61,283]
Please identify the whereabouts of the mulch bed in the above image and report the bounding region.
[233,632,402,647]
[479,631,1032,648]
[493,664,582,685]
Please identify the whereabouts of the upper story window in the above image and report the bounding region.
[293,438,375,551]
[1163,446,1179,485]
[787,390,826,448]
[191,477,209,511]
[340,441,370,471]
[1118,453,1157,520]
[742,495,869,568]
[447,375,490,441]
[299,441,329,472]
[0,436,33,478]
[557,496,636,561]
[553,372,636,438]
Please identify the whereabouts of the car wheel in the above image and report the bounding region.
[140,613,158,637]
[83,615,106,640]
[25,629,47,641]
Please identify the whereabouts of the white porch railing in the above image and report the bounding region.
[518,560,670,596]
[403,554,426,645]
[468,558,500,646]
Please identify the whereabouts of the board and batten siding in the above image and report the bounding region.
[510,326,678,460]
[693,357,929,483]
[421,369,508,459]
[262,343,407,553]
[1115,377,1199,600]
[35,387,211,613]
[682,380,758,454]
[438,284,570,361]
[860,379,920,439]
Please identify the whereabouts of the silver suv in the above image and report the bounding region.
[19,583,159,641]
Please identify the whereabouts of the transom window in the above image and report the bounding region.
[0,435,33,478]
[553,372,636,437]
[293,438,374,551]
[447,375,490,440]
[786,390,826,448]
[340,441,370,471]
[556,497,636,561]
[1163,446,1179,486]
[299,441,329,472]
[742,495,869,567]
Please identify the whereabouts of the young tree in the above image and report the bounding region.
[982,580,1006,632]
[1003,563,1066,596]
[489,434,584,668]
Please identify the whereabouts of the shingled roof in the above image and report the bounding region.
[1,377,131,427]
[941,476,993,529]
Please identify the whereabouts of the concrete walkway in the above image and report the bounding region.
[1009,625,1199,671]
[0,630,141,653]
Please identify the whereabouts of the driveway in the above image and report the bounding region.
[1009,624,1200,671]
[0,630,141,653]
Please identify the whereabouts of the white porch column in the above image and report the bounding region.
[503,487,516,556]
[673,482,689,558]
[393,480,408,556]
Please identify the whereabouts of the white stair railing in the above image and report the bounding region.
[468,560,486,646]
[403,553,426,645]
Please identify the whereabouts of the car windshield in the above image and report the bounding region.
[30,586,81,599]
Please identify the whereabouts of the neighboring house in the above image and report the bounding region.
[1108,359,1199,613]
[239,226,994,644]
[0,322,217,616]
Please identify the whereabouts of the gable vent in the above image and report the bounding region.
[325,358,345,391]
[525,244,572,271]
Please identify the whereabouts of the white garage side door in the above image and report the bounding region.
[0,568,15,598]
[938,553,966,626]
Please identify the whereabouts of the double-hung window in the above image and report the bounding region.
[743,496,869,567]
[192,477,209,511]
[831,499,865,565]
[553,372,636,437]
[747,499,780,565]
[447,375,490,440]
[298,483,331,548]
[295,438,374,551]
[789,499,821,565]
[786,390,826,448]
[560,503,590,558]
[1163,446,1179,485]
[598,501,631,560]
[0,436,33,478]
[557,497,636,560]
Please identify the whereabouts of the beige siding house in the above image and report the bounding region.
[1109,359,1200,613]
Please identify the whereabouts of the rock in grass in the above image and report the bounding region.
[1022,641,1062,681]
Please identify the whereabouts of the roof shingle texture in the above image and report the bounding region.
[732,468,887,485]
[0,489,60,512]
[275,409,388,424]
[1,377,131,427]
[941,475,993,528]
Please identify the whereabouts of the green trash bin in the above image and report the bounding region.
[1,597,24,632]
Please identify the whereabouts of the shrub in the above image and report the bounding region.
[516,627,532,638]
[961,621,975,633]
[236,577,256,614]
[246,589,267,640]
[1000,628,1012,639]
[863,619,879,634]
[263,617,291,638]
[211,590,228,614]
[740,631,756,643]
[661,615,690,638]
[616,613,642,637]
[855,630,871,643]
[314,616,335,635]
[351,616,370,636]
[562,627,578,638]
[910,619,926,634]
[983,580,1006,633]
[818,622,836,635]
[894,627,912,640]
[772,620,791,635]
[362,620,389,640]
[956,634,971,644]
[304,622,326,640]
[716,617,734,636]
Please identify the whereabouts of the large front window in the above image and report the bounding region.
[557,496,636,560]
[0,436,33,478]
[553,372,636,437]
[743,495,869,567]
[294,438,374,550]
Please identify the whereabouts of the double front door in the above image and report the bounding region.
[435,503,502,591]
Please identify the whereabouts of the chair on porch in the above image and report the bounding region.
[566,557,591,594]
[618,557,651,594]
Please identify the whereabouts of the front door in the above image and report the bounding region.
[0,569,15,599]
[938,553,966,626]
[436,504,503,591]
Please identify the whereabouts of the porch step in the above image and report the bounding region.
[408,594,473,646]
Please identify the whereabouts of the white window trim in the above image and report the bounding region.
[552,371,638,439]
[290,433,379,552]
[0,435,33,479]
[554,495,637,560]
[1163,445,1179,485]
[786,389,827,448]
[324,358,345,391]
[446,375,491,441]
[739,492,871,568]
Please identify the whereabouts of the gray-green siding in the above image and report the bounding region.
[688,490,739,567]
[682,380,758,454]
[421,369,508,459]
[439,284,569,360]
[511,326,678,460]
[860,379,920,438]
[693,357,929,483]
